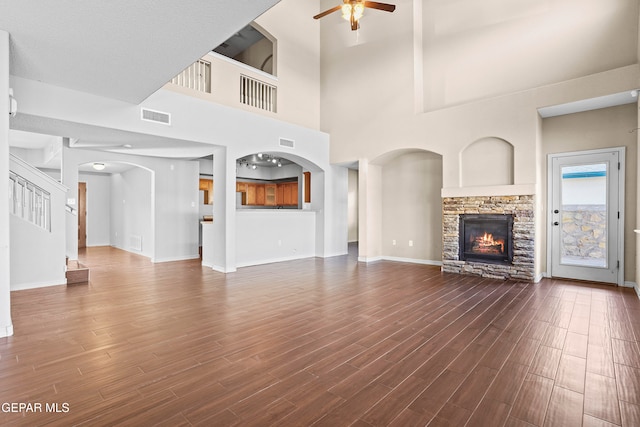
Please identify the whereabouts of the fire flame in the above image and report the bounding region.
[471,232,504,254]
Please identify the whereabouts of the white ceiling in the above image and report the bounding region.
[2,0,279,104]
[2,0,280,167]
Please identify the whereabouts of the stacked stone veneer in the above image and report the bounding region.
[561,205,606,260]
[443,195,535,281]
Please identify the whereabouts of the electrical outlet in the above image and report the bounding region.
[278,239,282,246]
[392,240,396,246]
[409,240,413,247]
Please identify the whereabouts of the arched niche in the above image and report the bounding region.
[213,22,277,76]
[460,137,514,187]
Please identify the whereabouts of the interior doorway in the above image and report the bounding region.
[78,182,87,249]
[548,148,625,284]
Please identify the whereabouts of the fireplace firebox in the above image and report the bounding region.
[459,214,514,265]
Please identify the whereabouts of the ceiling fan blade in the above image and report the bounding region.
[313,5,342,19]
[364,1,396,12]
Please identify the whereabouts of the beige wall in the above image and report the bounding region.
[234,37,274,75]
[422,0,639,110]
[541,104,638,282]
[321,0,640,282]
[166,0,321,130]
[380,151,443,262]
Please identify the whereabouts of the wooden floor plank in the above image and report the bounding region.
[0,246,638,425]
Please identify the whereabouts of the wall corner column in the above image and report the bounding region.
[210,146,236,273]
[0,30,14,337]
[358,158,382,262]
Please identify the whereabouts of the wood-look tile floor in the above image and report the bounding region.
[1,246,640,426]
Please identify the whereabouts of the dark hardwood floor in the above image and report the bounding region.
[1,245,639,426]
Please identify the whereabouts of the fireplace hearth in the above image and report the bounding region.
[442,195,534,281]
[459,214,513,265]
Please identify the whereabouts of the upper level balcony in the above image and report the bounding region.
[162,21,319,130]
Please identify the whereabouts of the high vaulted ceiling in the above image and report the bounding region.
[1,0,280,104]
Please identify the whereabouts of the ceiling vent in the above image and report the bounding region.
[141,108,171,126]
[279,138,295,148]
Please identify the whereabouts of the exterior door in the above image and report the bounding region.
[549,149,623,284]
[78,182,87,249]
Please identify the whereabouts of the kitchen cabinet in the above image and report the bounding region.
[237,180,298,207]
[236,182,247,193]
[278,182,298,206]
[256,184,265,205]
[199,179,213,204]
[265,184,277,206]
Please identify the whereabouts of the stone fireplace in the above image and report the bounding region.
[443,195,534,280]
[459,214,514,265]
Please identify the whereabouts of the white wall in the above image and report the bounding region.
[236,210,316,267]
[111,167,153,257]
[0,30,12,337]
[62,147,200,263]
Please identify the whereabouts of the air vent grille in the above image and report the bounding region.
[141,108,171,125]
[279,138,295,148]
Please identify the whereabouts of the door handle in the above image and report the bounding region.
[553,210,559,214]
[553,221,559,226]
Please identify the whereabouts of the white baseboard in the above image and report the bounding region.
[321,251,349,258]
[382,256,442,266]
[11,278,66,291]
[628,281,640,298]
[236,254,315,269]
[0,324,13,338]
[358,256,382,263]
[535,272,547,283]
[152,254,200,263]
[210,265,236,273]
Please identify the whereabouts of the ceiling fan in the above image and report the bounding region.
[314,0,396,31]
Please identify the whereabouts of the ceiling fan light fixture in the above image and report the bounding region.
[341,2,364,22]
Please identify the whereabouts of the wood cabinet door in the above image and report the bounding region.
[276,185,284,205]
[282,184,292,205]
[236,182,247,193]
[256,184,266,205]
[246,184,257,205]
[265,184,277,206]
[199,179,213,204]
[290,183,298,205]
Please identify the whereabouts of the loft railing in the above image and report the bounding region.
[240,74,277,113]
[9,171,51,232]
[171,59,211,93]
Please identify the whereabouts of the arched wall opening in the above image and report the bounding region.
[231,150,327,268]
[358,149,443,264]
[460,137,514,187]
[77,161,155,260]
